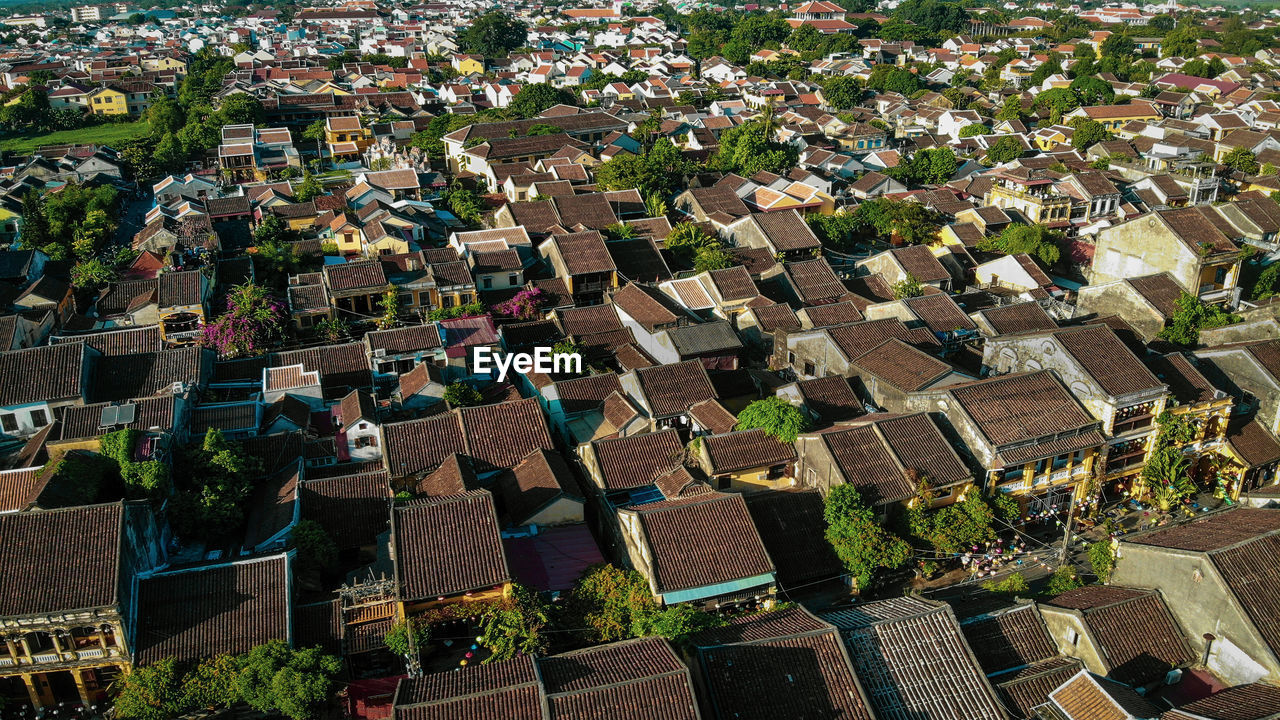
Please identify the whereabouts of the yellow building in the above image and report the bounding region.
[452,54,485,75]
[86,87,127,116]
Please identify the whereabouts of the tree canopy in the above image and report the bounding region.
[977,224,1063,266]
[509,83,575,118]
[824,484,912,590]
[735,396,810,443]
[1157,292,1241,346]
[461,11,528,57]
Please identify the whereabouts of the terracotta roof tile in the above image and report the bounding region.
[852,338,952,392]
[948,370,1097,448]
[0,503,123,616]
[591,429,685,491]
[393,490,510,600]
[634,359,717,417]
[135,555,289,664]
[745,490,843,587]
[702,428,795,474]
[301,471,390,550]
[960,604,1058,675]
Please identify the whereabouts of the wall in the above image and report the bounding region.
[1038,605,1110,676]
[1110,543,1280,684]
[1090,217,1199,292]
[1076,282,1166,341]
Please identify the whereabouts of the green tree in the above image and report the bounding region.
[1223,147,1260,175]
[461,11,528,57]
[169,428,261,540]
[1069,75,1115,106]
[1035,88,1079,125]
[563,563,727,644]
[665,221,720,266]
[986,135,1024,164]
[153,132,186,172]
[713,117,797,176]
[892,0,970,34]
[981,572,1029,595]
[444,382,483,407]
[853,197,940,244]
[19,189,48,251]
[959,123,987,138]
[1157,292,1241,347]
[1045,566,1084,596]
[181,654,241,712]
[478,583,550,662]
[595,139,695,196]
[891,274,925,299]
[70,257,115,289]
[377,285,400,329]
[823,484,912,590]
[821,75,862,109]
[146,96,185,134]
[290,519,337,576]
[735,396,810,443]
[693,244,733,272]
[1069,118,1110,150]
[977,223,1063,266]
[384,619,431,658]
[1100,32,1135,58]
[995,95,1026,122]
[235,642,341,720]
[509,83,574,118]
[906,490,998,555]
[1088,540,1116,582]
[806,212,860,252]
[294,170,323,202]
[112,659,184,720]
[216,93,264,126]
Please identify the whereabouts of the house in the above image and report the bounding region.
[1089,207,1241,304]
[334,389,380,462]
[616,488,776,607]
[983,166,1073,226]
[982,324,1169,488]
[0,342,91,438]
[380,398,554,482]
[1109,508,1280,685]
[723,210,822,261]
[823,596,1007,720]
[538,230,617,306]
[1041,670,1167,720]
[1076,272,1183,342]
[687,607,876,720]
[695,429,796,494]
[618,360,717,431]
[157,271,211,346]
[781,318,940,382]
[795,412,973,508]
[392,490,511,614]
[908,370,1105,515]
[960,603,1086,718]
[1036,585,1195,688]
[495,448,584,527]
[1194,339,1280,439]
[856,245,956,292]
[0,502,165,709]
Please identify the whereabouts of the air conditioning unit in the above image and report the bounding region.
[1165,669,1183,686]
[372,348,387,358]
[171,382,185,394]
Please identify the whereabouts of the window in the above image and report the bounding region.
[803,361,816,377]
[29,409,47,428]
[483,277,493,289]
[508,274,518,286]
[442,295,454,308]
[0,413,16,433]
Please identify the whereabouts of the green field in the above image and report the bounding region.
[0,120,151,154]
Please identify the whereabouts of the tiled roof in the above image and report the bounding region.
[979,302,1057,334]
[552,195,618,231]
[784,258,847,304]
[383,413,467,478]
[591,429,684,491]
[553,373,623,414]
[324,260,388,291]
[1162,683,1280,720]
[801,300,864,328]
[0,467,45,512]
[690,607,874,720]
[903,293,976,333]
[497,448,581,525]
[1126,272,1183,317]
[59,395,176,440]
[0,343,87,406]
[707,266,757,301]
[816,413,968,505]
[612,282,682,331]
[157,269,203,307]
[753,209,822,252]
[702,428,795,474]
[627,490,774,593]
[960,604,1059,675]
[633,359,716,417]
[365,324,442,353]
[190,401,259,435]
[666,320,742,357]
[1052,324,1163,398]
[52,326,163,356]
[751,301,802,334]
[823,597,1005,720]
[891,244,951,283]
[852,338,952,392]
[1228,419,1280,468]
[540,637,698,720]
[827,318,939,359]
[687,398,737,436]
[1043,586,1194,686]
[794,375,864,422]
[745,489,843,587]
[135,554,290,664]
[552,229,617,275]
[458,399,555,473]
[948,370,1097,449]
[1050,670,1164,720]
[393,655,543,720]
[242,465,300,551]
[301,471,390,550]
[994,657,1084,720]
[92,347,209,402]
[0,503,123,616]
[393,490,510,600]
[1125,507,1280,552]
[273,342,372,392]
[1148,352,1219,406]
[559,304,622,337]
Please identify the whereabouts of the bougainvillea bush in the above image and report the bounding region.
[198,283,286,358]
[493,286,545,320]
